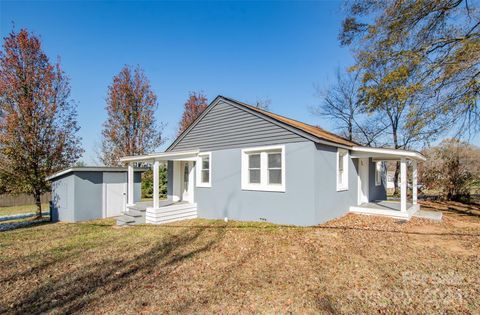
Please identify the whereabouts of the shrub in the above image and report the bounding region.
[421,139,479,202]
[141,165,167,199]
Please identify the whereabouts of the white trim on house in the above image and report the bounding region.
[357,158,369,204]
[351,146,426,161]
[336,148,349,191]
[119,150,199,163]
[241,144,286,192]
[196,152,212,188]
[46,166,146,181]
[102,181,107,218]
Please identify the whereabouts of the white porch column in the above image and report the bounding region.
[400,158,407,212]
[412,160,418,205]
[127,163,134,205]
[153,160,160,209]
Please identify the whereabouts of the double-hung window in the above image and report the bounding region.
[336,148,349,191]
[196,152,211,187]
[241,145,285,192]
[248,154,261,184]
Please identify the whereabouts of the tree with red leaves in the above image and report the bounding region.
[0,29,83,218]
[101,65,164,166]
[178,92,208,135]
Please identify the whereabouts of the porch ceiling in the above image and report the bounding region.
[119,149,199,163]
[350,146,426,161]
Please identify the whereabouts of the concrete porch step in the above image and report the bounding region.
[116,215,135,226]
[127,206,147,212]
[124,210,143,217]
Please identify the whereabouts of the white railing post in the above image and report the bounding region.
[127,163,134,206]
[153,160,160,209]
[400,158,407,212]
[412,160,418,205]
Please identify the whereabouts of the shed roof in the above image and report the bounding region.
[46,166,147,181]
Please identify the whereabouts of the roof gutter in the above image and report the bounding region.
[351,146,427,161]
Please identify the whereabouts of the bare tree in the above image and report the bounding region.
[255,97,272,111]
[312,68,384,145]
[421,139,480,201]
[340,0,480,134]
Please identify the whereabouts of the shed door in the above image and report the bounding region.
[104,172,127,218]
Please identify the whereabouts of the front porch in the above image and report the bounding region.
[119,150,199,225]
[350,200,420,219]
[350,147,426,220]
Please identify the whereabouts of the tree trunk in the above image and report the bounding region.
[34,190,42,219]
[392,124,400,196]
[348,117,353,141]
[393,162,400,197]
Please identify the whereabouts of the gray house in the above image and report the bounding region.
[47,167,143,222]
[119,96,425,226]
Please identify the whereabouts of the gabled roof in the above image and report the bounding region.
[220,96,358,147]
[167,95,357,151]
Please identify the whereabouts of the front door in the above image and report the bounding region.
[181,161,194,203]
[358,158,369,205]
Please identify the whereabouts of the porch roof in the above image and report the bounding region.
[119,149,199,163]
[350,146,426,161]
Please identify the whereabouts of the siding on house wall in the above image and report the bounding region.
[194,142,317,226]
[51,174,75,222]
[313,144,358,223]
[368,158,387,201]
[74,172,103,221]
[182,142,362,226]
[134,172,142,202]
[170,100,307,152]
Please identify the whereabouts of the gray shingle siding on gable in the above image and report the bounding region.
[169,100,308,152]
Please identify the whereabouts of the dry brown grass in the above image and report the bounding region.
[0,201,479,314]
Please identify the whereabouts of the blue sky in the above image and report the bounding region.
[1,1,354,164]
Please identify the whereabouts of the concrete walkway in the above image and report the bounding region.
[413,210,443,221]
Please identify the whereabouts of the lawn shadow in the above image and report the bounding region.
[4,225,227,314]
[316,225,480,237]
[444,205,480,218]
[169,233,260,313]
[420,200,480,218]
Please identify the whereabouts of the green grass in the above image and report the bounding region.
[0,203,49,216]
[0,202,479,314]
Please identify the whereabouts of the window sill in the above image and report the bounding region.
[336,186,349,192]
[196,183,211,188]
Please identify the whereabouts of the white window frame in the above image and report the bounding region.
[375,161,382,186]
[196,152,211,187]
[241,144,285,192]
[336,148,349,191]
